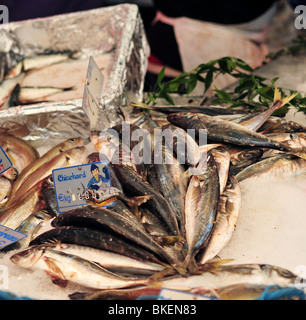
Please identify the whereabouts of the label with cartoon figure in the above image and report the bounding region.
[52,161,119,213]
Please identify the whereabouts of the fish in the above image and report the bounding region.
[0,179,45,230]
[131,102,254,116]
[51,206,179,266]
[265,132,306,153]
[18,86,74,104]
[183,151,220,271]
[10,245,156,290]
[198,176,241,264]
[192,283,295,300]
[4,61,23,80]
[8,145,86,207]
[238,87,298,132]
[228,146,264,175]
[49,242,165,274]
[10,137,83,197]
[3,210,52,251]
[0,176,11,205]
[30,226,165,265]
[41,175,61,217]
[0,73,25,108]
[1,83,21,109]
[112,163,181,236]
[197,145,231,195]
[153,143,188,234]
[161,263,304,291]
[0,166,19,181]
[0,132,39,174]
[258,117,306,134]
[161,123,201,167]
[236,153,306,182]
[22,53,73,72]
[167,113,291,152]
[69,286,162,300]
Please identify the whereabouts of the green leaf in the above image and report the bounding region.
[157,67,166,87]
[214,87,232,102]
[204,69,214,93]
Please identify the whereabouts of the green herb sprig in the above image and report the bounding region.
[144,55,306,115]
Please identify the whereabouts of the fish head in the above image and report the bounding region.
[65,146,87,166]
[59,137,84,152]
[10,245,46,268]
[2,167,19,181]
[231,148,263,167]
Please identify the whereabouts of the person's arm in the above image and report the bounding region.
[102,167,110,181]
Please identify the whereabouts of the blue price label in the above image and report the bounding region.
[0,146,12,175]
[52,161,120,213]
[0,225,27,250]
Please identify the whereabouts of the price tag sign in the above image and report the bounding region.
[52,161,119,214]
[0,225,26,250]
[82,56,104,129]
[0,146,12,175]
[157,288,217,300]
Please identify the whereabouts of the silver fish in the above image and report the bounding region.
[198,176,241,264]
[184,151,220,270]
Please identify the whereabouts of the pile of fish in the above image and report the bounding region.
[1,87,306,300]
[0,51,111,109]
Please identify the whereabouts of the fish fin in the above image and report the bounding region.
[51,277,69,288]
[198,258,233,273]
[148,266,177,284]
[273,86,282,103]
[279,91,298,108]
[125,195,154,207]
[43,256,65,280]
[155,235,185,247]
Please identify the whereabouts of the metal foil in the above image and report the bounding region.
[0,4,149,137]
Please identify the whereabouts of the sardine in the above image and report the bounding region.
[41,175,61,217]
[153,143,188,234]
[236,153,306,182]
[30,226,164,265]
[167,113,291,151]
[161,263,304,291]
[198,176,241,264]
[113,163,181,236]
[10,245,155,290]
[51,206,178,266]
[184,152,220,270]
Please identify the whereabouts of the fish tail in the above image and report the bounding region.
[273,86,298,109]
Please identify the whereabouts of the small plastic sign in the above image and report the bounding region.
[52,161,120,213]
[82,56,104,129]
[157,288,218,300]
[0,225,27,250]
[0,146,12,175]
